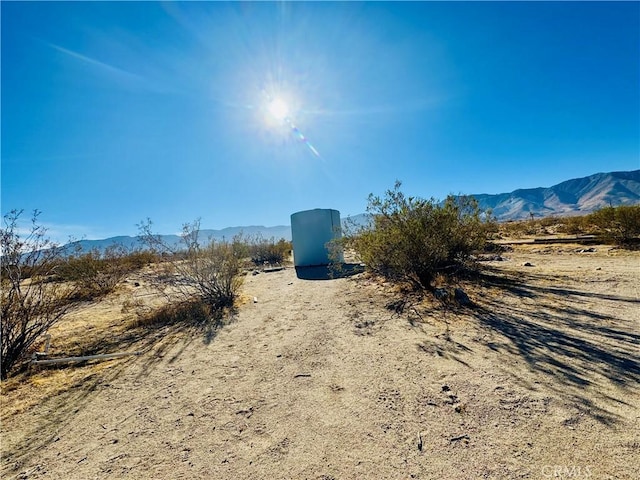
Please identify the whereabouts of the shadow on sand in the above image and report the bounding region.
[295,263,365,281]
[469,267,639,425]
[2,305,233,475]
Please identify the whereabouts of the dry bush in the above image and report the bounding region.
[120,250,157,271]
[248,235,291,267]
[57,246,127,299]
[499,215,590,237]
[554,216,589,235]
[127,299,214,329]
[138,219,243,311]
[496,206,640,245]
[1,210,79,379]
[56,247,156,300]
[498,218,542,238]
[346,182,494,290]
[589,205,640,246]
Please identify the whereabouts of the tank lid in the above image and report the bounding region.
[291,208,340,216]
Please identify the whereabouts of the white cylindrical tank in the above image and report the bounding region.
[291,209,344,267]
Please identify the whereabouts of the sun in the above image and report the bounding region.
[259,90,321,157]
[267,97,289,121]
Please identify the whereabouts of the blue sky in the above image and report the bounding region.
[2,1,639,242]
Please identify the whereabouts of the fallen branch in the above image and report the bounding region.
[32,351,141,365]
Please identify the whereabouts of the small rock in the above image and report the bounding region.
[595,267,602,271]
[523,262,534,267]
[455,404,466,414]
[253,297,258,303]
[442,385,451,392]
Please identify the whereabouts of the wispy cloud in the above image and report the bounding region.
[48,42,145,86]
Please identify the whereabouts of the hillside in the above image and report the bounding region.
[473,170,640,220]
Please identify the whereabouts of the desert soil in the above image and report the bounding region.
[2,244,639,479]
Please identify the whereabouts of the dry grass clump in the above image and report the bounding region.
[127,298,224,329]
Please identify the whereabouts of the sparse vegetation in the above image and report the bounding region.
[496,205,640,246]
[589,205,640,246]
[126,297,216,329]
[247,235,291,267]
[1,210,78,379]
[346,182,494,290]
[2,206,639,478]
[498,215,592,238]
[138,218,243,312]
[56,246,154,300]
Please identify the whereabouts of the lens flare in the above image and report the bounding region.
[288,120,320,157]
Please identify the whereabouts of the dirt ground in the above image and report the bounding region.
[2,244,639,479]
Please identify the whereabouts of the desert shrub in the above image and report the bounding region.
[248,236,291,266]
[56,246,155,300]
[121,250,157,270]
[231,235,252,263]
[538,216,559,228]
[499,215,589,237]
[498,219,536,238]
[555,215,589,235]
[57,245,133,299]
[588,205,640,246]
[139,219,243,310]
[495,206,640,243]
[347,182,493,290]
[1,210,79,379]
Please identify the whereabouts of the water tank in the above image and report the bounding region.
[291,209,344,267]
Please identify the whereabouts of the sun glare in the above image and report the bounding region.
[260,90,321,157]
[267,98,289,120]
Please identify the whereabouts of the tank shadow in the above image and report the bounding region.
[294,263,365,281]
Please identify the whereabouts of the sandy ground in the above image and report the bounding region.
[2,245,639,479]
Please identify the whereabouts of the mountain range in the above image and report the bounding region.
[473,169,640,220]
[64,170,639,254]
[62,226,292,256]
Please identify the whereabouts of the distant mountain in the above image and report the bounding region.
[63,225,292,255]
[62,170,639,254]
[472,170,640,221]
[344,170,640,224]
